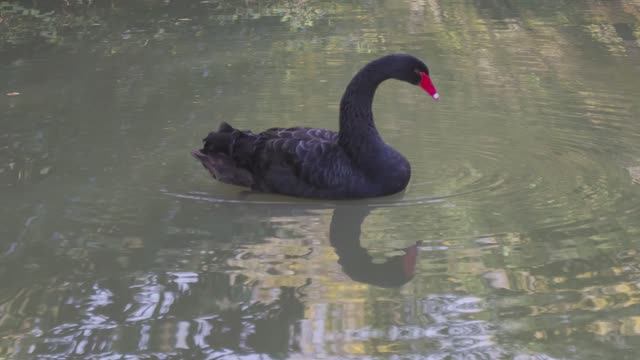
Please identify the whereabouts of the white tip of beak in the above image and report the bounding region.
[432,93,440,100]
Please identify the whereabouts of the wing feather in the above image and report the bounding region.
[251,127,346,193]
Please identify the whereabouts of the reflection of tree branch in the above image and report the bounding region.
[329,206,419,288]
[0,0,329,51]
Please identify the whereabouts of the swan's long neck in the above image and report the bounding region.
[337,63,389,156]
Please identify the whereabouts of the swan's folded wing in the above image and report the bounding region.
[252,128,350,195]
[261,127,338,143]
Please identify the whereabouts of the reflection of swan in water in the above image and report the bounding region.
[162,190,421,286]
[329,206,419,288]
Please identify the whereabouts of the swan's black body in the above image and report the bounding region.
[193,54,433,199]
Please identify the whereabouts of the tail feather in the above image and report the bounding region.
[191,150,254,187]
[192,122,255,188]
[202,131,232,154]
[202,122,240,154]
[202,122,256,160]
[218,121,234,133]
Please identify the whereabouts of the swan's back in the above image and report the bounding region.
[194,123,382,199]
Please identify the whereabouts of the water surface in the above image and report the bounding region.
[2,0,640,358]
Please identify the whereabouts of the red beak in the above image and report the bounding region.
[402,244,419,277]
[419,72,439,100]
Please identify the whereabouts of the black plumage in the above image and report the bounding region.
[192,54,436,199]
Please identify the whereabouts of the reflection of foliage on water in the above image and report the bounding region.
[0,2,60,45]
[0,197,307,357]
[1,272,304,357]
[212,0,331,30]
[0,0,332,53]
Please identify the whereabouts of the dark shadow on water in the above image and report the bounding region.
[165,190,424,287]
[329,205,419,288]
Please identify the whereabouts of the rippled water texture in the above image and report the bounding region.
[2,0,640,358]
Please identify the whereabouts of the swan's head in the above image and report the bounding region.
[384,54,440,100]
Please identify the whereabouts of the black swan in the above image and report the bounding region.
[192,54,439,199]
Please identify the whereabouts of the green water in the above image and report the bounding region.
[2,0,640,358]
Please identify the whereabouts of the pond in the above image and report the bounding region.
[2,0,640,358]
